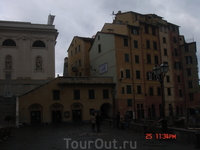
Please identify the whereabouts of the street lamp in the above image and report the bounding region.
[153,63,169,133]
[111,89,116,116]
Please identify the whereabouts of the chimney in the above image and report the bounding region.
[47,14,55,25]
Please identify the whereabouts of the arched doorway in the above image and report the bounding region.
[100,103,112,119]
[50,103,63,124]
[70,103,83,123]
[29,104,43,124]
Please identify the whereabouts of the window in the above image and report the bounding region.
[88,90,95,99]
[164,49,167,56]
[147,54,151,63]
[74,90,80,99]
[152,27,156,35]
[154,55,159,64]
[124,38,128,46]
[145,25,149,34]
[163,37,166,43]
[159,25,162,31]
[137,85,142,94]
[179,89,182,97]
[98,44,101,53]
[172,26,176,32]
[2,39,16,46]
[188,81,193,88]
[166,75,170,82]
[135,55,139,63]
[146,40,150,49]
[103,90,109,99]
[136,70,140,79]
[157,87,161,96]
[126,85,132,94]
[121,71,124,78]
[78,45,81,52]
[98,35,100,40]
[167,88,171,96]
[124,53,129,62]
[53,90,60,100]
[134,40,138,48]
[147,72,154,80]
[174,62,181,69]
[32,40,46,47]
[187,68,192,76]
[153,41,157,50]
[177,75,181,83]
[126,69,131,78]
[189,93,194,101]
[186,56,193,64]
[122,87,125,94]
[137,104,144,118]
[174,48,178,56]
[173,37,177,43]
[131,28,138,35]
[185,44,189,52]
[127,99,132,107]
[71,51,73,56]
[149,87,154,96]
[75,47,77,54]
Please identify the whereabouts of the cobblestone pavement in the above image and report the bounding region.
[0,123,197,150]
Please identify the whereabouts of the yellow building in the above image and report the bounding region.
[67,10,199,120]
[67,36,94,76]
[19,76,115,124]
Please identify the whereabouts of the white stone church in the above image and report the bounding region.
[0,15,58,125]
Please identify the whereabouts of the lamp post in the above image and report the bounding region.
[153,63,169,133]
[111,89,116,117]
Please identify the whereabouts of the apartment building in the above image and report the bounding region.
[67,36,94,76]
[68,11,200,119]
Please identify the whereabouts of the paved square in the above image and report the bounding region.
[0,124,197,150]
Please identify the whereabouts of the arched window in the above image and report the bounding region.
[35,56,42,70]
[5,55,12,69]
[2,39,16,46]
[32,40,46,47]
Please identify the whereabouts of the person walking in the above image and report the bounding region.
[96,113,101,132]
[125,112,130,129]
[91,113,96,132]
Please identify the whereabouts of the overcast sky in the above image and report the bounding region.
[1,0,200,76]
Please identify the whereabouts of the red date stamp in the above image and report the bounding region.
[145,133,177,139]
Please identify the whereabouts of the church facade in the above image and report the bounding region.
[0,16,58,125]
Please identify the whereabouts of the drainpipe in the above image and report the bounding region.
[128,28,136,120]
[15,94,19,127]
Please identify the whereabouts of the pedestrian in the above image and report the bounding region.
[91,113,96,132]
[116,112,121,129]
[96,113,101,132]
